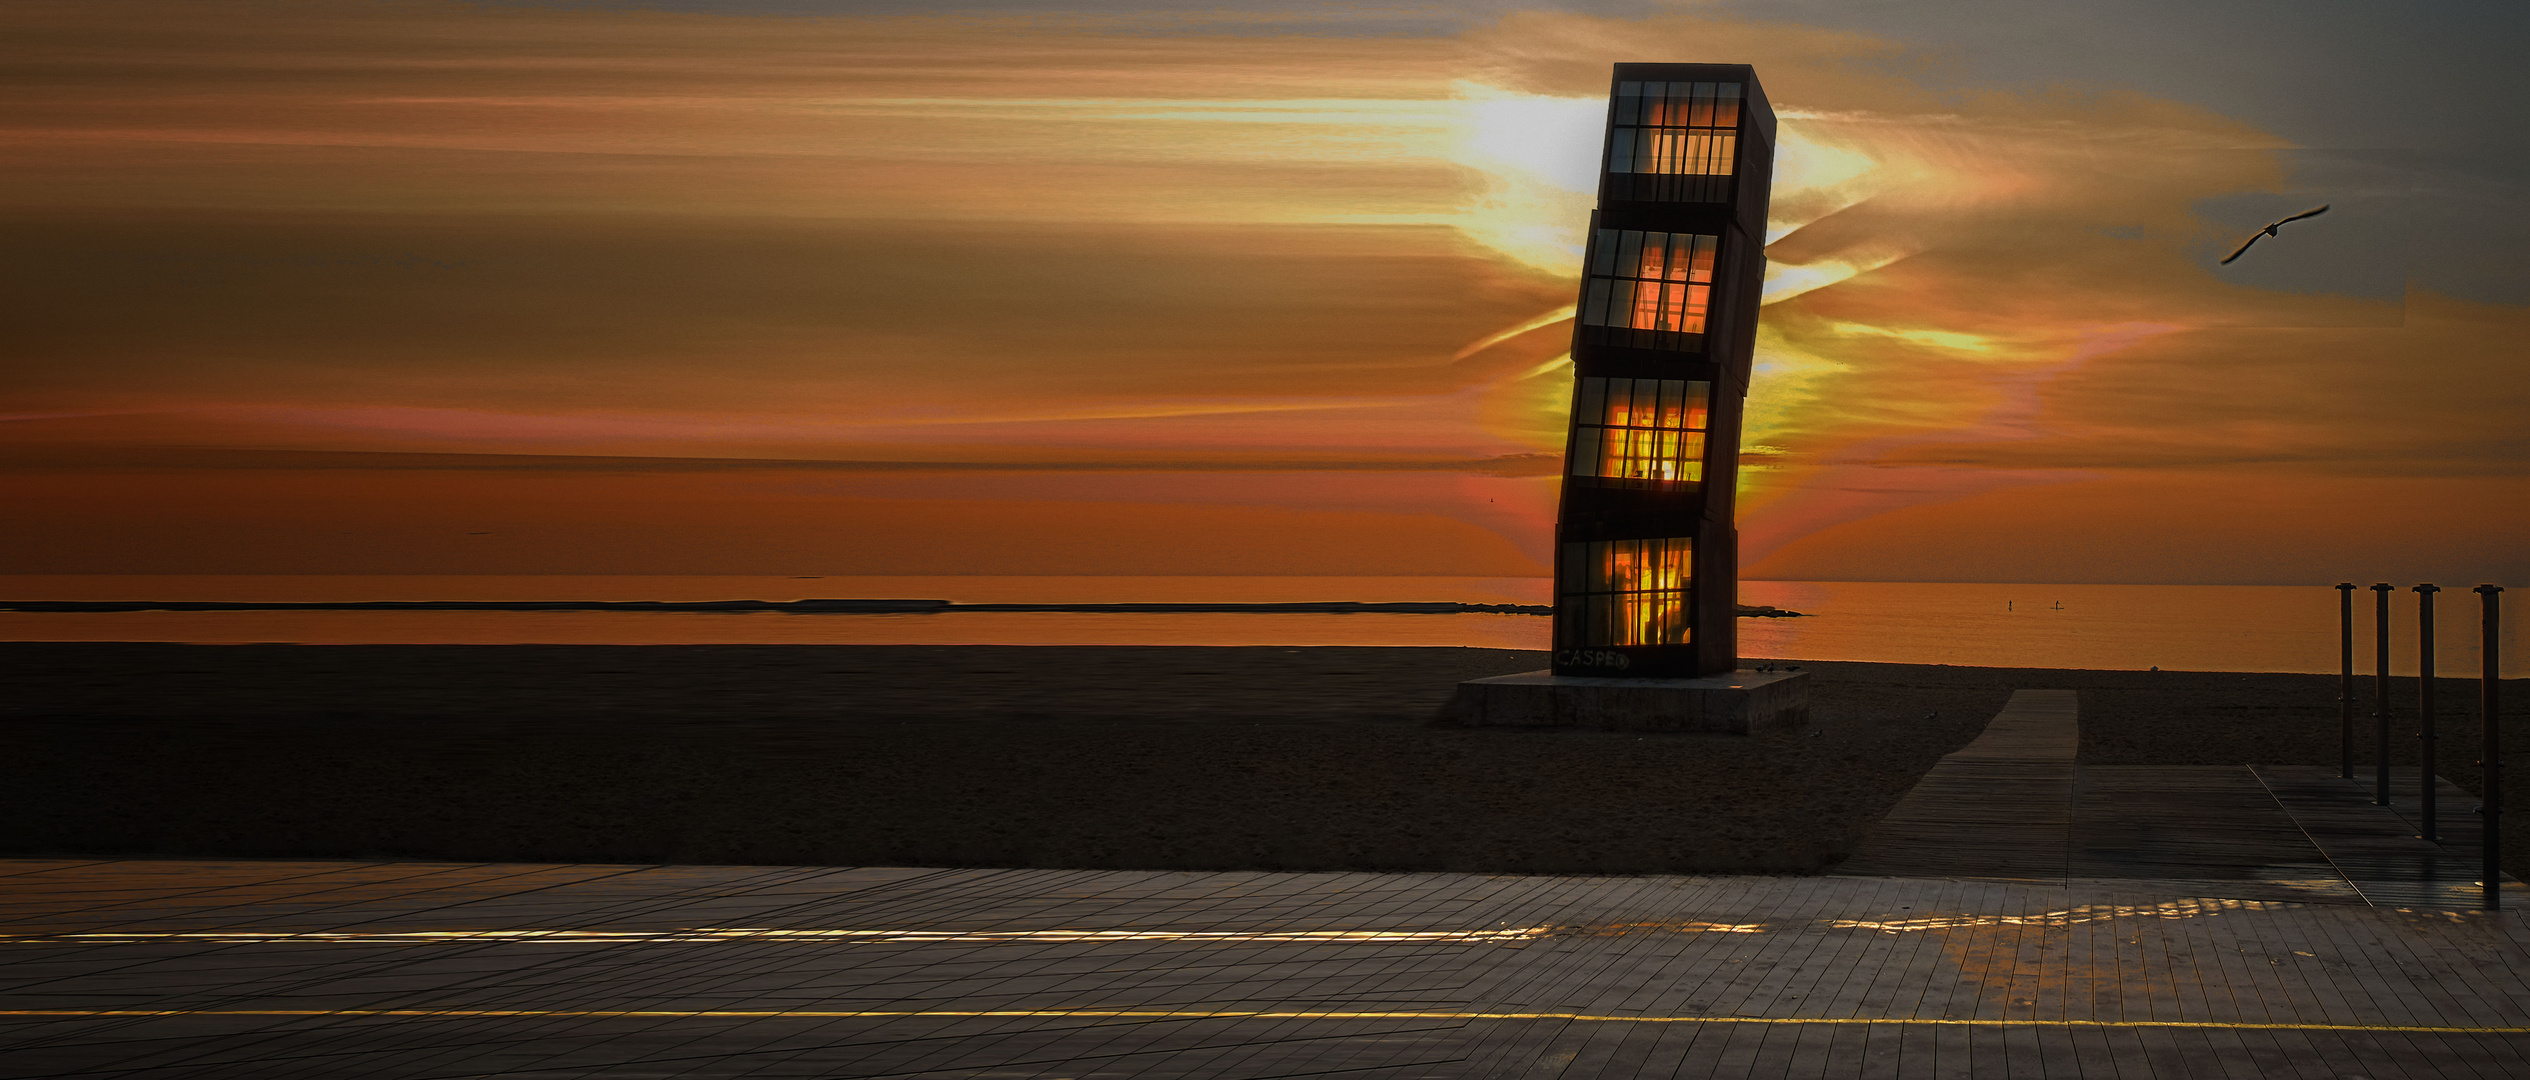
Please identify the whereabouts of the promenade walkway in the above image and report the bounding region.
[1843,689,2506,910]
[1838,690,2081,882]
[5,693,2527,1077]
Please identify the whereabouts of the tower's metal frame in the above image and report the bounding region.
[1550,63,1775,679]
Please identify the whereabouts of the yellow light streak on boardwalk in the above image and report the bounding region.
[0,896,2343,947]
[10,1007,2530,1035]
[0,926,1556,946]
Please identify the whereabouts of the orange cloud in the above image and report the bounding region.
[0,465,1547,576]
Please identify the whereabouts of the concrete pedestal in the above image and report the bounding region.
[1445,669,1810,734]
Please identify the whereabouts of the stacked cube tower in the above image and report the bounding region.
[1551,64,1775,679]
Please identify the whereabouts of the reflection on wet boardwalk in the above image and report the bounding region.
[1841,690,2512,910]
[5,856,2530,1077]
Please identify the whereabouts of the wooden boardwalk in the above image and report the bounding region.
[5,857,2530,1077]
[2258,765,2504,909]
[2067,765,2362,902]
[1839,690,2079,881]
[6,691,2526,1076]
[1840,689,2511,910]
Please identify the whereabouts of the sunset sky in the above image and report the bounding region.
[5,0,2524,584]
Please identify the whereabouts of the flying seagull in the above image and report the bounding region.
[2219,204,2330,265]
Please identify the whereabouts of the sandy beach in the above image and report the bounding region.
[5,643,2522,876]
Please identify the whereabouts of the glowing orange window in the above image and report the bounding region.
[1556,537,1693,648]
[1608,81,1740,177]
[1569,377,1711,488]
[1581,229,1717,346]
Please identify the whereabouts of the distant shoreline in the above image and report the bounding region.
[0,599,1811,617]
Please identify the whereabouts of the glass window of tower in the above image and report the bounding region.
[1557,537,1694,648]
[1580,229,1717,347]
[1569,377,1711,488]
[1608,81,1741,177]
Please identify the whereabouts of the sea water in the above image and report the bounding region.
[0,575,2515,676]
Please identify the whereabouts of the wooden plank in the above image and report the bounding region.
[2255,765,2517,911]
[1816,1021,1873,1080]
[1998,1019,2046,1079]
[1891,1020,1940,1080]
[2064,1022,2126,1080]
[1702,1020,1773,1080]
[1929,1018,1974,1080]
[1647,1018,1730,1080]
[1840,690,2078,882]
[2132,1024,2199,1079]
[2069,767,2356,902]
[1853,1021,1903,1080]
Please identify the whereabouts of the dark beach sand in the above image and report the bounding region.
[5,643,2524,876]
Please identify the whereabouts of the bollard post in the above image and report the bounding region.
[2340,582,2357,779]
[2478,584,2503,911]
[2416,584,2440,842]
[2374,583,2394,806]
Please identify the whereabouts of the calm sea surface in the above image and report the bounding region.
[0,575,2515,676]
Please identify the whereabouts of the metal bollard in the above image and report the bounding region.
[2339,582,2356,779]
[2374,583,2394,806]
[2417,583,2439,842]
[2477,584,2504,911]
